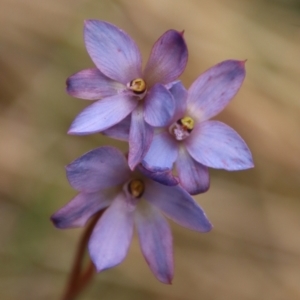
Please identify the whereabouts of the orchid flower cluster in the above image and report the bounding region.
[51,20,253,284]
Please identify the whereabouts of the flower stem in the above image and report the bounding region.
[61,210,103,300]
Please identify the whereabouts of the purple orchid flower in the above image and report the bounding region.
[142,60,254,195]
[66,20,188,170]
[51,146,212,284]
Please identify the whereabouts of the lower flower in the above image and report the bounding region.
[51,146,212,284]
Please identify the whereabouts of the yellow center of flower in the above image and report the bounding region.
[169,116,195,141]
[129,78,147,94]
[128,179,145,198]
[179,116,194,131]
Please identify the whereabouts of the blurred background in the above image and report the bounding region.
[1,0,300,299]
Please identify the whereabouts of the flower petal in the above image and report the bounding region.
[144,181,212,232]
[176,147,210,195]
[51,190,115,228]
[187,60,246,121]
[102,114,131,141]
[135,202,173,284]
[144,84,175,127]
[68,93,138,135]
[144,30,188,87]
[66,68,124,100]
[142,131,178,171]
[168,80,188,122]
[84,20,142,84]
[66,147,130,192]
[88,193,134,272]
[186,121,254,170]
[128,105,154,170]
[137,164,179,186]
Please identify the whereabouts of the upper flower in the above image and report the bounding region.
[142,60,254,195]
[51,146,212,284]
[66,20,188,169]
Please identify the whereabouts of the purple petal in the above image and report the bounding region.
[186,121,254,170]
[135,202,173,284]
[51,191,115,229]
[144,30,188,87]
[144,181,212,232]
[68,93,138,135]
[84,20,142,84]
[187,60,246,121]
[142,131,178,171]
[176,147,210,195]
[137,164,179,186]
[144,84,175,127]
[102,114,130,141]
[88,193,134,272]
[128,105,154,170]
[168,81,188,122]
[66,68,124,100]
[66,147,130,192]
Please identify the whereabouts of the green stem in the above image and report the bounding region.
[61,210,103,300]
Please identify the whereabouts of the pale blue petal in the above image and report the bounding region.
[51,191,115,228]
[186,121,254,170]
[168,80,188,122]
[144,84,175,127]
[176,147,210,195]
[102,114,131,141]
[137,164,179,186]
[144,181,212,232]
[68,93,138,135]
[84,20,142,84]
[144,30,188,87]
[66,68,124,100]
[88,193,134,272]
[142,131,178,171]
[187,60,246,121]
[66,147,131,192]
[135,202,173,284]
[128,105,154,170]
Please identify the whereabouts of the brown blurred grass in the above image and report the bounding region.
[0,0,300,299]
